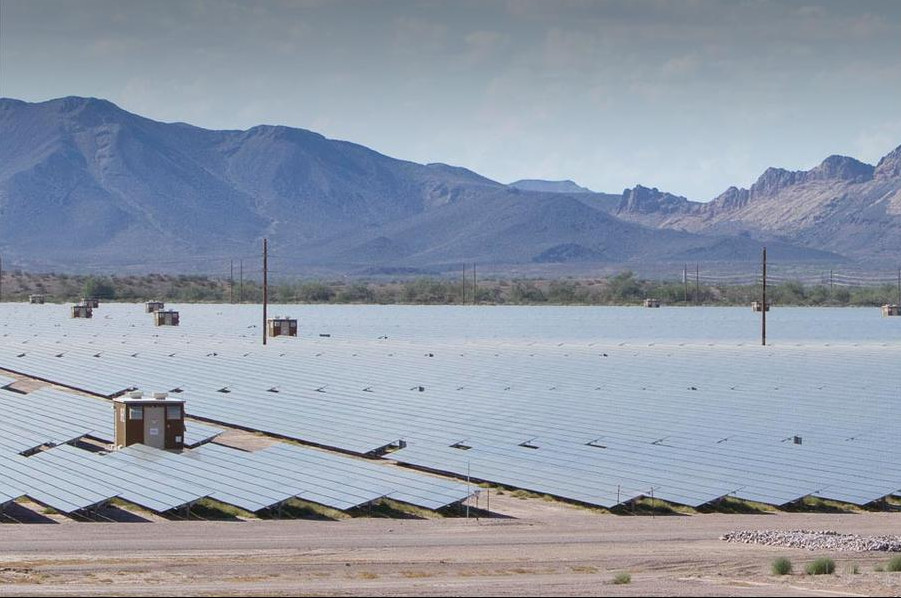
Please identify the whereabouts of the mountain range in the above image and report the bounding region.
[1,96,898,276]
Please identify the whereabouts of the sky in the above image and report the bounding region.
[1,0,900,201]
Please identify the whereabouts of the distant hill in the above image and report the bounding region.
[509,179,593,194]
[614,151,901,261]
[0,97,862,274]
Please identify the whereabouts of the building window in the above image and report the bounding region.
[128,406,143,420]
[166,405,181,420]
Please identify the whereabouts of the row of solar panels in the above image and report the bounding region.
[3,302,899,344]
[3,341,896,448]
[0,442,470,515]
[3,339,895,455]
[1,305,899,510]
[2,341,900,508]
[0,386,223,454]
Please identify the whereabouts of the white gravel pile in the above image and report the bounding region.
[721,529,901,552]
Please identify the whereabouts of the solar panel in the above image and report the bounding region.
[30,445,209,513]
[0,303,897,511]
[0,453,119,513]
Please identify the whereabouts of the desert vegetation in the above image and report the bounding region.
[0,270,897,307]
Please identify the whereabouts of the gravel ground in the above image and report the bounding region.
[2,496,901,596]
[722,530,901,552]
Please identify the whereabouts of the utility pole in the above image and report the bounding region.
[897,267,900,305]
[461,263,466,305]
[229,260,234,304]
[830,269,834,294]
[0,254,3,303]
[695,264,700,304]
[762,247,767,347]
[239,260,244,303]
[683,264,688,304]
[472,263,477,305]
[263,239,268,346]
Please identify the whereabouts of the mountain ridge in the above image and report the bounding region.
[1,96,890,274]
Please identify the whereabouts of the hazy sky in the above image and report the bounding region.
[2,0,900,200]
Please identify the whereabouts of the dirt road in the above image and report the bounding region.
[1,496,899,596]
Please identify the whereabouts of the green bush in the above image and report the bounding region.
[772,557,792,575]
[612,571,631,585]
[887,555,901,572]
[806,557,835,575]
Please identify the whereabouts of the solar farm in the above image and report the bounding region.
[0,302,899,521]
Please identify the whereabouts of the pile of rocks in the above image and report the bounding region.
[722,529,901,552]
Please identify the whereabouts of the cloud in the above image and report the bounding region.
[460,30,508,66]
[393,15,448,56]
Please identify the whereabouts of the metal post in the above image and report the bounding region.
[263,239,268,346]
[762,247,767,346]
[466,461,471,519]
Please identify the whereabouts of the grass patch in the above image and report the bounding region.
[785,496,861,513]
[772,557,792,576]
[612,571,632,584]
[806,558,835,576]
[261,498,349,520]
[570,565,598,574]
[185,498,256,520]
[41,507,58,515]
[699,496,775,514]
[400,570,435,578]
[886,555,901,572]
[612,497,693,516]
[847,563,860,575]
[357,571,379,580]
[350,498,436,519]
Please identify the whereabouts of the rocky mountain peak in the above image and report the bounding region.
[807,155,874,182]
[617,185,690,214]
[749,167,802,198]
[874,144,901,179]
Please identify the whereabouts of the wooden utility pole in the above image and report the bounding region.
[0,254,3,303]
[472,263,477,305]
[239,260,244,303]
[897,267,900,305]
[761,247,767,346]
[229,260,234,304]
[695,264,700,304]
[829,269,834,294]
[683,264,688,304]
[263,239,268,346]
[461,263,466,305]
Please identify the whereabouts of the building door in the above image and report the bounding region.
[144,406,165,449]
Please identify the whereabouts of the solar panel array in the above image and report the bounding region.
[0,302,899,511]
[13,441,469,515]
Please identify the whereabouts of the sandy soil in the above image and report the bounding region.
[2,494,900,597]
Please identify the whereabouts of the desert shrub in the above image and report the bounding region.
[886,555,901,572]
[772,557,792,575]
[806,557,835,575]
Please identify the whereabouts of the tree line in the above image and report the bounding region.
[0,270,898,307]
